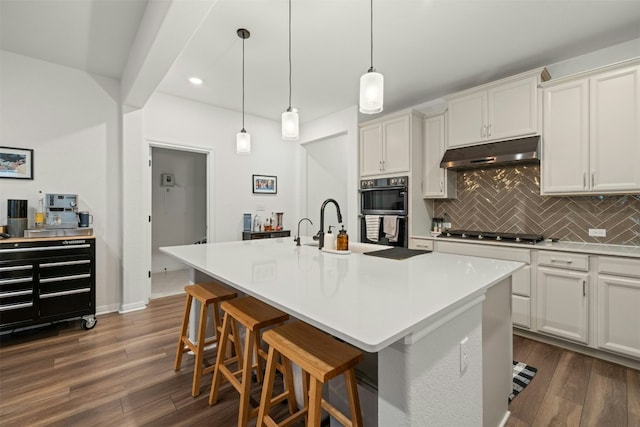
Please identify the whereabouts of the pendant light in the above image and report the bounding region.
[282,0,299,140]
[236,28,251,154]
[359,0,384,114]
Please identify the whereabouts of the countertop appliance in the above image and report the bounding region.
[45,193,78,229]
[438,229,544,245]
[359,176,408,247]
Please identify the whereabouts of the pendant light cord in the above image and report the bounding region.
[288,0,292,110]
[242,36,245,130]
[369,0,374,72]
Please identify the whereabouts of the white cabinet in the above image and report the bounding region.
[408,237,433,251]
[597,256,640,359]
[434,241,532,329]
[360,114,411,176]
[536,252,589,344]
[542,61,640,195]
[423,113,456,198]
[446,68,548,148]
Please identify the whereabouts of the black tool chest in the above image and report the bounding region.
[0,237,96,331]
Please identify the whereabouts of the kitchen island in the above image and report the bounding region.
[161,237,524,426]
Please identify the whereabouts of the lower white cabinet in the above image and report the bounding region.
[597,257,640,359]
[536,266,589,344]
[408,237,433,251]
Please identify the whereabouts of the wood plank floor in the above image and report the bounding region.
[507,334,640,427]
[2,294,639,426]
[0,294,299,427]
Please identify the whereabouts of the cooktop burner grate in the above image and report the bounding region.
[439,230,544,244]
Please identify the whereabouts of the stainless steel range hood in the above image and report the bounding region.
[440,136,540,170]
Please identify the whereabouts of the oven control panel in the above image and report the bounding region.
[360,176,407,189]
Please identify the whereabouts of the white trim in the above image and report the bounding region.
[145,139,214,304]
[118,301,148,314]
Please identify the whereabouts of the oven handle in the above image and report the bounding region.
[359,186,407,192]
[359,214,408,218]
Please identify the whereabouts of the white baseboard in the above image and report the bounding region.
[119,301,147,314]
[96,304,120,316]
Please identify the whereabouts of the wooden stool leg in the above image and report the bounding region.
[209,312,232,405]
[174,294,192,371]
[281,354,297,416]
[254,331,264,383]
[257,346,278,426]
[308,377,323,427]
[344,369,363,427]
[191,298,209,397]
[231,319,243,370]
[238,327,255,427]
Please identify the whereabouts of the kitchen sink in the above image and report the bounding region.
[23,228,93,238]
[305,241,390,254]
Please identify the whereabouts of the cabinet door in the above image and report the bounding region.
[423,114,447,197]
[488,76,538,141]
[536,267,589,343]
[590,65,640,193]
[597,275,640,359]
[541,80,590,194]
[382,115,410,174]
[447,91,487,148]
[512,295,531,329]
[360,123,384,176]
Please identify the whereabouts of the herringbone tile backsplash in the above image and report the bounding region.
[433,165,640,246]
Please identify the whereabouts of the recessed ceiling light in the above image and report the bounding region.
[189,77,203,85]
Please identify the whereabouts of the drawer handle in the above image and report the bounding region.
[582,279,586,297]
[0,302,33,311]
[0,265,33,272]
[416,244,430,248]
[40,260,91,268]
[0,289,33,298]
[0,244,91,253]
[40,288,91,299]
[40,273,91,284]
[0,277,33,285]
[550,258,573,264]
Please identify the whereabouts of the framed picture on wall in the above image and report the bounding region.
[252,174,277,194]
[0,146,34,179]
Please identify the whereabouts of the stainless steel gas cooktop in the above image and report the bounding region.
[438,229,544,245]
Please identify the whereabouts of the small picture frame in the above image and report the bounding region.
[252,174,277,194]
[0,146,34,180]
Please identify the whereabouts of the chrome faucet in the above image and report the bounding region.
[314,199,343,249]
[294,217,313,246]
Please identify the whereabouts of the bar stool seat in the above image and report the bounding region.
[258,321,364,427]
[174,281,237,397]
[209,296,296,427]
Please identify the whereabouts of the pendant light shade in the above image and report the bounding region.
[359,0,383,114]
[281,0,299,140]
[282,108,299,140]
[236,28,251,154]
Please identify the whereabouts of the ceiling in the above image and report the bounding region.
[2,0,640,123]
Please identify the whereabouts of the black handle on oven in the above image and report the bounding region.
[359,186,407,192]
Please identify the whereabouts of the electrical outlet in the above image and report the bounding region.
[443,222,452,229]
[588,228,606,237]
[460,337,469,373]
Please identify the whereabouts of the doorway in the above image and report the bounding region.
[150,146,207,299]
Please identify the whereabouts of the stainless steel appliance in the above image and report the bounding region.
[439,229,543,245]
[45,193,78,229]
[359,176,408,247]
[7,199,28,238]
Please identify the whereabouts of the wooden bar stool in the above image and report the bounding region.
[257,321,364,427]
[174,281,237,397]
[209,296,296,427]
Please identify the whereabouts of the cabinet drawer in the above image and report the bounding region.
[598,256,640,279]
[512,295,531,329]
[0,302,35,326]
[537,251,589,271]
[39,291,92,318]
[0,289,33,306]
[39,259,92,279]
[408,238,433,251]
[436,241,530,263]
[39,274,92,295]
[0,264,34,280]
[0,244,92,262]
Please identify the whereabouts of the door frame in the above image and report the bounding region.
[145,139,214,302]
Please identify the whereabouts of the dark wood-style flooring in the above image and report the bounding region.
[1,294,639,426]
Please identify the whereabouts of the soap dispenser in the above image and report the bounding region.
[336,225,349,251]
[325,226,336,250]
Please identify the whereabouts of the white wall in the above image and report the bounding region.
[0,50,122,313]
[151,147,206,273]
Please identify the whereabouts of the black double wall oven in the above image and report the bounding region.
[360,176,408,247]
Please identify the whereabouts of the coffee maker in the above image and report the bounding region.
[45,193,78,229]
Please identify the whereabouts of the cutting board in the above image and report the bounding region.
[363,247,431,260]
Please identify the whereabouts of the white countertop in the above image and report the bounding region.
[161,238,523,352]
[414,235,640,258]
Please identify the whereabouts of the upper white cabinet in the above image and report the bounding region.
[423,113,456,198]
[446,68,549,148]
[542,60,640,195]
[359,110,421,177]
